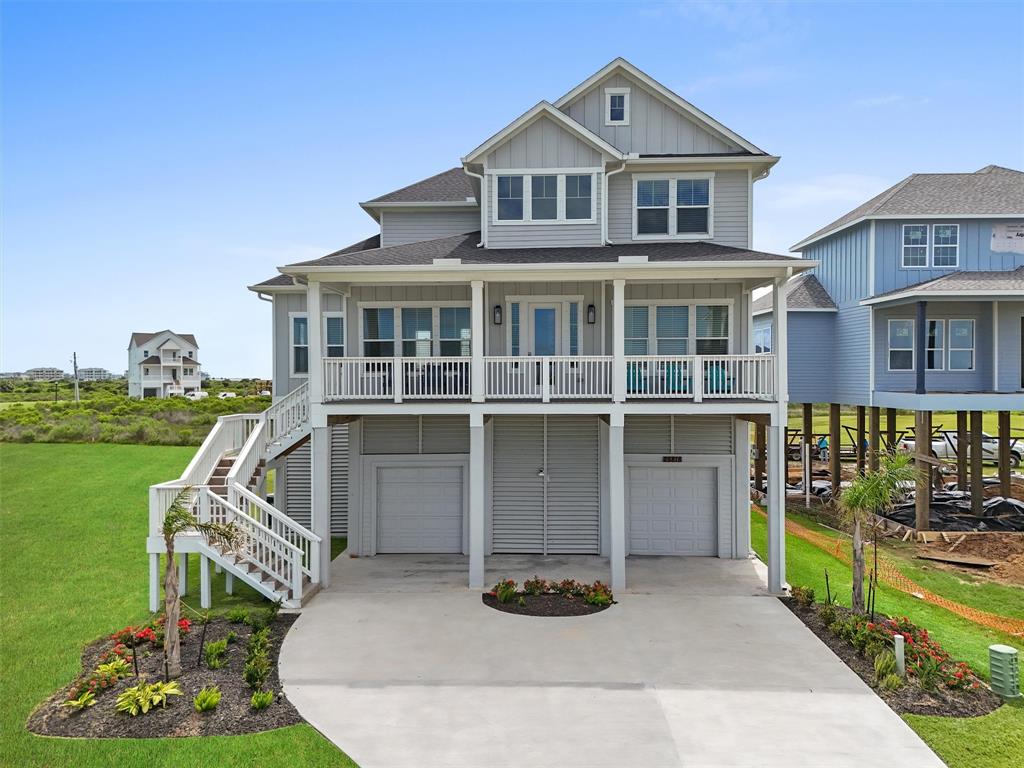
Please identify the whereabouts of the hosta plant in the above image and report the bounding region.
[115,680,182,716]
[61,690,96,711]
[193,686,221,713]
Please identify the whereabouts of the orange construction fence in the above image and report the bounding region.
[756,506,1024,637]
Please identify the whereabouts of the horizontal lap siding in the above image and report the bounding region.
[492,416,545,553]
[996,302,1024,391]
[787,313,836,403]
[561,72,739,155]
[361,415,469,455]
[421,415,470,454]
[379,210,480,247]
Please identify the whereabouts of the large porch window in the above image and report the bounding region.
[625,303,731,355]
[949,319,974,370]
[361,305,471,357]
[362,308,395,357]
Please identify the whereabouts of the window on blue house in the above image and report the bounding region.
[926,319,944,370]
[902,225,928,268]
[949,319,974,370]
[932,224,959,267]
[888,319,914,370]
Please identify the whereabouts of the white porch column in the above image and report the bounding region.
[612,279,626,403]
[307,280,323,405]
[609,412,626,590]
[177,553,188,596]
[766,420,786,594]
[771,274,789,403]
[311,425,332,587]
[149,553,160,613]
[471,280,485,403]
[199,555,211,609]
[468,412,485,588]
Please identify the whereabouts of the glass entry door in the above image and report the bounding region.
[528,304,561,356]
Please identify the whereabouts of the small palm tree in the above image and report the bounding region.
[161,487,239,678]
[838,451,917,613]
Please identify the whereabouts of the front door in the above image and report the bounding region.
[527,303,561,356]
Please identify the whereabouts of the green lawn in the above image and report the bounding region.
[0,443,355,767]
[787,406,1024,438]
[753,510,1024,767]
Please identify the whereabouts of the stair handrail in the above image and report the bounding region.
[203,488,305,602]
[224,418,268,493]
[178,413,261,487]
[266,382,310,441]
[230,482,321,585]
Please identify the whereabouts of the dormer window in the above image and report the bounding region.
[605,87,630,125]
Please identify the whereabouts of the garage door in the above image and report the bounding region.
[628,465,717,555]
[377,466,463,553]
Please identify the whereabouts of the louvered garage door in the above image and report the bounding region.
[330,425,349,536]
[492,415,600,554]
[284,442,311,528]
[628,465,717,556]
[376,466,463,553]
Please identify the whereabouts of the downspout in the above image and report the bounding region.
[602,161,627,245]
[463,165,486,247]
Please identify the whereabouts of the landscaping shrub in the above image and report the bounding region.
[115,680,182,716]
[250,690,274,710]
[492,579,517,604]
[818,602,838,626]
[583,581,614,606]
[227,606,248,624]
[193,686,221,713]
[874,650,897,680]
[226,630,239,644]
[204,639,228,669]
[880,673,904,691]
[791,585,815,607]
[60,690,96,711]
[523,576,548,596]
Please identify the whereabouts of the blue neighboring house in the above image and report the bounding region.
[755,165,1024,411]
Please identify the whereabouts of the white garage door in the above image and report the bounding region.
[628,465,718,556]
[377,466,463,553]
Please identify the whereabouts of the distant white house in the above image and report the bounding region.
[0,372,24,380]
[78,367,117,381]
[24,367,66,381]
[127,331,202,399]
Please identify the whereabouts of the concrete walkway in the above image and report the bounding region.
[280,554,944,768]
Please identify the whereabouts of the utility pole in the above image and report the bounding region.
[72,352,80,403]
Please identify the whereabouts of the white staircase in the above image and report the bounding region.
[147,383,318,610]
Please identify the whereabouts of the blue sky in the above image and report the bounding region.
[3,1,1022,377]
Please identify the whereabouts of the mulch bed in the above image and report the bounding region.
[783,600,1002,718]
[28,615,302,738]
[482,593,611,617]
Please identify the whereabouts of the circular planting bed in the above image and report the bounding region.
[482,577,614,617]
[28,611,302,739]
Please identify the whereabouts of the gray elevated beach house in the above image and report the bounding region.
[147,59,806,611]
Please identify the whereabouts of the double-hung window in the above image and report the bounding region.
[624,306,650,354]
[926,319,944,370]
[635,175,712,238]
[291,314,309,375]
[565,175,592,219]
[362,308,395,357]
[948,319,974,370]
[605,87,630,125]
[531,176,557,220]
[325,314,345,357]
[655,306,689,354]
[439,307,471,356]
[902,225,928,268]
[888,319,914,370]
[497,175,524,220]
[933,224,959,267]
[695,305,729,354]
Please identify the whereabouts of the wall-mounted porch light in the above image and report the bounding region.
[493,305,503,325]
[587,304,597,324]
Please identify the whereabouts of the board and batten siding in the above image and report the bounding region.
[873,219,1024,296]
[485,173,602,249]
[487,281,603,355]
[874,303,994,393]
[272,291,344,398]
[486,114,604,169]
[606,169,749,248]
[996,301,1024,392]
[379,209,480,247]
[623,414,734,455]
[560,71,740,156]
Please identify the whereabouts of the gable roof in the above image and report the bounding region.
[363,168,476,205]
[553,57,767,156]
[792,165,1024,251]
[751,273,838,316]
[861,265,1024,306]
[461,101,625,164]
[280,231,805,271]
[129,331,197,349]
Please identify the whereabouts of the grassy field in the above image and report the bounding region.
[752,510,1024,767]
[787,406,1024,441]
[0,443,354,767]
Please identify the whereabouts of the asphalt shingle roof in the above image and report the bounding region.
[130,331,198,347]
[794,165,1024,250]
[364,168,477,204]
[869,265,1024,300]
[252,235,381,288]
[283,232,802,269]
[751,273,837,315]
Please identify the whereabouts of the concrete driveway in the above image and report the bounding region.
[280,554,944,768]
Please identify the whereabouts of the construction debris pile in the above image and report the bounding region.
[882,492,1024,533]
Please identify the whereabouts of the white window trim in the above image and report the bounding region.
[504,294,584,356]
[604,87,630,126]
[623,299,735,355]
[323,310,345,358]
[926,318,944,371]
[931,223,960,268]
[357,302,471,357]
[489,170,598,225]
[948,318,975,371]
[887,318,915,372]
[288,311,310,378]
[632,172,715,241]
[901,224,929,269]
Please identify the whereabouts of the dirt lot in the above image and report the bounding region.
[918,533,1024,586]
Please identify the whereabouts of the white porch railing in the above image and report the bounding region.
[229,483,320,586]
[486,356,613,401]
[324,357,393,400]
[323,357,473,401]
[266,381,310,440]
[624,354,775,401]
